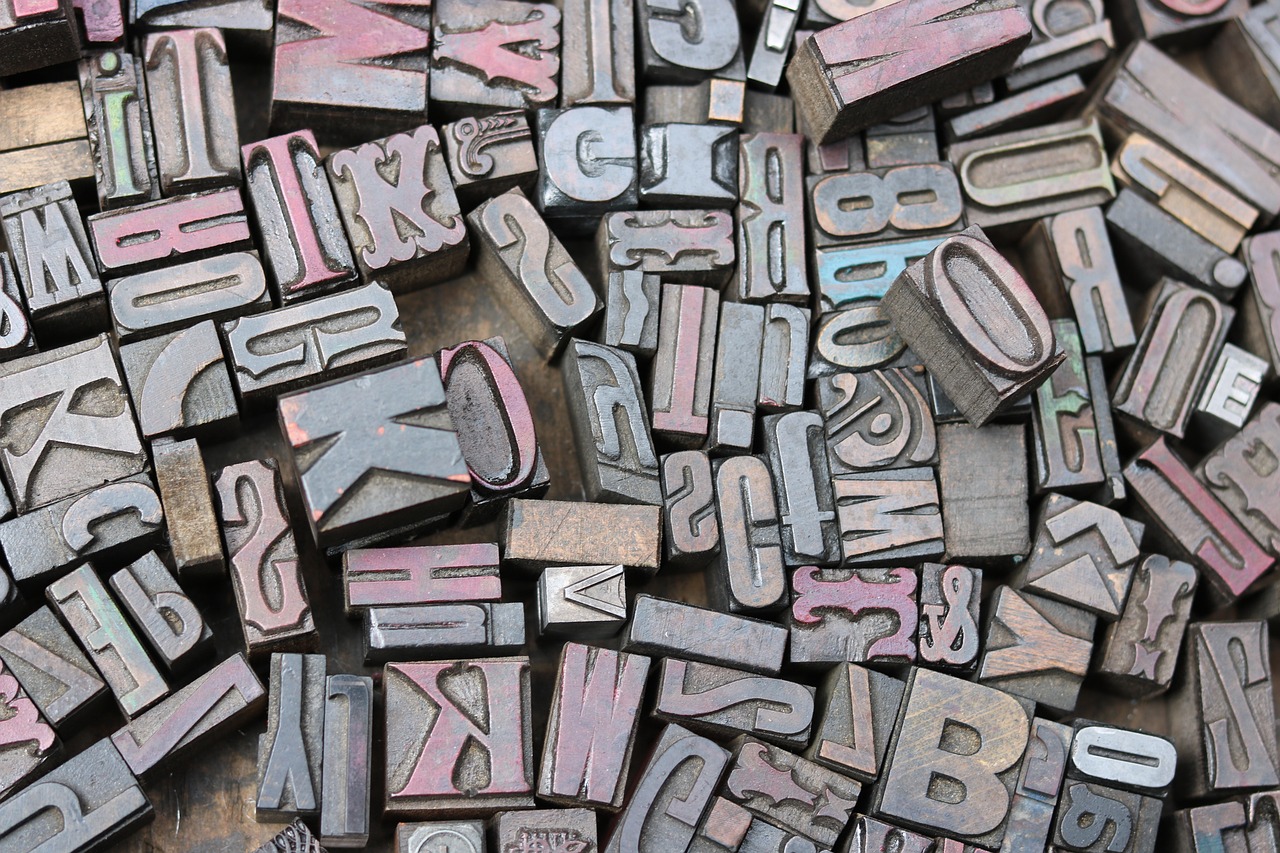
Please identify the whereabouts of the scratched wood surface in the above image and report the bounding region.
[96,44,1271,853]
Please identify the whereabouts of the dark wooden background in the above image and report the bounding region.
[72,41,1270,853]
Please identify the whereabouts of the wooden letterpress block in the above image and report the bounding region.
[1019,206,1134,356]
[872,667,1033,848]
[131,0,271,41]
[816,365,936,474]
[492,809,597,853]
[1208,0,1280,128]
[803,663,904,783]
[559,0,634,106]
[109,551,213,673]
[622,595,788,674]
[944,74,1087,142]
[396,821,485,853]
[242,130,358,304]
[1087,355,1126,506]
[1013,494,1144,620]
[1172,621,1280,799]
[813,238,948,314]
[1124,436,1274,604]
[1068,722,1176,796]
[745,0,800,89]
[469,189,600,359]
[808,302,908,379]
[849,815,932,853]
[1030,320,1106,495]
[1004,0,1111,91]
[0,656,59,799]
[538,643,649,810]
[1001,717,1072,853]
[502,499,662,575]
[144,28,240,195]
[688,794,751,853]
[0,606,107,731]
[123,460,217,614]
[600,270,660,358]
[639,123,738,209]
[1096,554,1197,698]
[318,671,373,845]
[79,50,160,211]
[320,673,373,848]
[645,77,747,125]
[733,133,808,304]
[1051,781,1161,853]
[363,603,525,663]
[708,301,764,453]
[833,467,944,566]
[213,459,318,657]
[47,565,170,718]
[977,586,1095,714]
[279,358,470,548]
[0,473,163,590]
[946,118,1115,231]
[1105,188,1247,300]
[636,0,743,83]
[661,450,721,570]
[789,566,918,667]
[431,0,560,116]
[110,653,264,779]
[0,254,34,365]
[119,322,239,440]
[651,283,719,448]
[938,423,1030,564]
[864,106,939,168]
[603,724,729,852]
[384,658,534,816]
[882,227,1064,426]
[328,125,468,291]
[1111,133,1257,254]
[561,340,661,505]
[786,0,1031,142]
[597,209,735,286]
[441,111,538,209]
[655,659,815,748]
[0,739,152,852]
[439,337,550,519]
[271,0,430,141]
[222,281,407,403]
[801,0,896,26]
[1095,40,1280,219]
[1199,403,1280,557]
[0,0,79,76]
[342,544,502,616]
[1112,0,1246,45]
[808,163,964,248]
[0,181,105,340]
[1169,801,1250,853]
[536,106,638,234]
[537,564,626,637]
[761,411,840,568]
[1194,345,1269,447]
[758,304,808,412]
[918,562,981,671]
[0,336,145,514]
[256,653,326,820]
[0,82,93,197]
[722,737,861,847]
[107,252,270,342]
[88,187,252,277]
